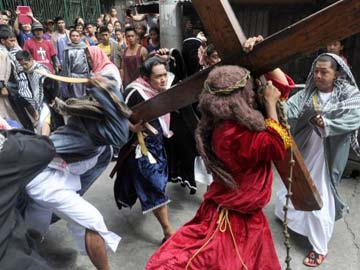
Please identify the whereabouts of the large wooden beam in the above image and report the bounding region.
[239,0,360,75]
[191,0,246,56]
[130,0,360,211]
[130,0,360,123]
[193,0,324,212]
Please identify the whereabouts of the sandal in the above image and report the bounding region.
[303,250,327,267]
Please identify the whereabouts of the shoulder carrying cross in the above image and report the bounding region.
[129,0,360,212]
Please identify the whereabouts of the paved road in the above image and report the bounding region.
[40,163,360,270]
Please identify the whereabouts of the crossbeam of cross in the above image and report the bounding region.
[130,0,360,210]
[131,0,360,122]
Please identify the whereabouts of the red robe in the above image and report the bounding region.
[146,74,294,270]
[146,121,289,270]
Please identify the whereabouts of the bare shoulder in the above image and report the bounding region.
[141,46,149,56]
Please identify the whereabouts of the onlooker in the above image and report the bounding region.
[16,50,52,128]
[135,23,148,47]
[115,29,126,50]
[75,24,90,46]
[43,19,55,40]
[326,40,348,65]
[84,23,98,45]
[14,10,39,47]
[62,29,89,98]
[198,44,221,69]
[51,16,70,65]
[0,30,34,130]
[147,26,160,53]
[103,13,111,25]
[114,20,122,31]
[23,22,58,73]
[120,26,148,87]
[0,31,24,125]
[96,16,103,28]
[106,21,116,40]
[97,26,120,69]
[0,11,10,25]
[109,7,119,25]
[74,16,85,26]
[183,18,193,39]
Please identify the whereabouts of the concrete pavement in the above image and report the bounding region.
[39,163,360,270]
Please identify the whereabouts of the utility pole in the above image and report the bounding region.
[159,0,183,50]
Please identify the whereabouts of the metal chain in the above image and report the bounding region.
[278,101,295,270]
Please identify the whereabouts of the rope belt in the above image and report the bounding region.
[185,208,248,270]
[137,131,148,156]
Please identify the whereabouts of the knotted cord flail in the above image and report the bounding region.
[278,101,295,270]
[255,76,295,269]
[185,208,248,270]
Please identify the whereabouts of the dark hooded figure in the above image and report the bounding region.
[164,48,199,194]
[0,125,55,270]
[146,65,294,270]
[182,37,201,76]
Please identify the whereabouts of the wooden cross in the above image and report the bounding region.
[129,0,360,211]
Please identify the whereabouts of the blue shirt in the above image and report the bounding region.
[18,31,33,48]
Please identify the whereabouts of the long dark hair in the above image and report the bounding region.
[195,66,265,189]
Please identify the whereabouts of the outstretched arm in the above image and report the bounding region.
[242,35,295,98]
[13,11,20,36]
[130,13,146,22]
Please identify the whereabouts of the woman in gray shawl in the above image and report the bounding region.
[275,53,360,267]
[62,29,89,98]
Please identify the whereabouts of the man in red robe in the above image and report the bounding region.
[146,58,294,268]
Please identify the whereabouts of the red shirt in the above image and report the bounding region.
[23,38,57,73]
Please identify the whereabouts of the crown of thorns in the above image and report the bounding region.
[204,70,251,95]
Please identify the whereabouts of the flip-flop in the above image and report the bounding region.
[303,250,327,267]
